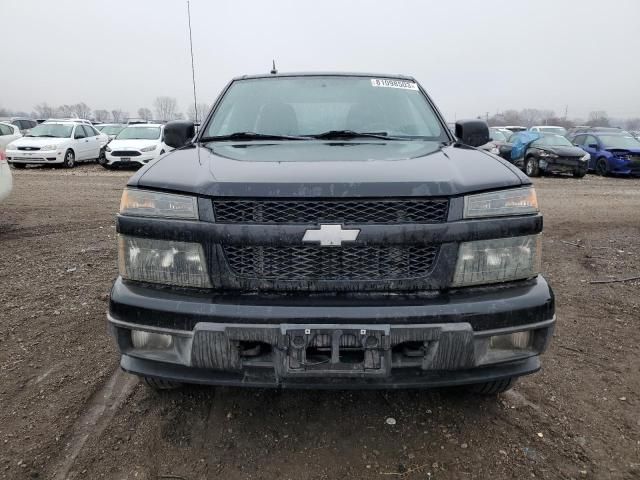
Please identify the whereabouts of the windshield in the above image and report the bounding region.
[533,134,573,147]
[539,126,567,136]
[116,126,161,140]
[489,129,507,142]
[600,135,640,149]
[27,123,73,138]
[205,76,446,140]
[101,125,125,135]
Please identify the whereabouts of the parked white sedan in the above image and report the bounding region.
[0,151,12,201]
[5,121,108,168]
[0,122,22,151]
[103,124,170,168]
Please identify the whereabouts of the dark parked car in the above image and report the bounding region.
[108,72,554,394]
[572,132,640,176]
[519,134,589,177]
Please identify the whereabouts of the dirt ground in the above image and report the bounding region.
[0,164,638,480]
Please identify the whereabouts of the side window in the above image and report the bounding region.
[573,135,585,146]
[82,125,94,137]
[0,124,10,135]
[12,120,23,129]
[74,125,86,139]
[28,120,37,129]
[585,135,598,147]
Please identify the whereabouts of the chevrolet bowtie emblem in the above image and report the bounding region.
[302,224,360,247]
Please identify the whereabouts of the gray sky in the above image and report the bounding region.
[3,0,639,120]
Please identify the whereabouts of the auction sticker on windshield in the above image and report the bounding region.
[370,78,419,90]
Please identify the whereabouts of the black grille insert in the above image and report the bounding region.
[213,199,449,224]
[111,151,141,157]
[223,245,439,281]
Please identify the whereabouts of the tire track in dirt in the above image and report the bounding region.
[51,368,138,480]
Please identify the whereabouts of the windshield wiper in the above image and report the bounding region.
[200,132,309,142]
[31,134,56,138]
[308,130,398,140]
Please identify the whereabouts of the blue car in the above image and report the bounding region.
[571,132,640,176]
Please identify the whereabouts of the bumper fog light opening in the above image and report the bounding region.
[131,330,174,350]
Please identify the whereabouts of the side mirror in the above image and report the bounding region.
[164,120,195,149]
[455,120,491,148]
[588,143,598,149]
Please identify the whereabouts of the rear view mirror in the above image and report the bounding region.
[455,120,491,148]
[164,121,195,149]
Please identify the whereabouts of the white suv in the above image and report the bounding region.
[5,121,109,168]
[103,124,170,168]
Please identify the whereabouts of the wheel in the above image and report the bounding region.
[468,377,518,395]
[62,149,75,168]
[10,163,26,169]
[142,376,182,391]
[97,149,107,165]
[596,157,609,176]
[101,163,115,170]
[573,167,587,178]
[524,157,540,177]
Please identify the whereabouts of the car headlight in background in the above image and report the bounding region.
[118,235,211,288]
[463,187,538,218]
[120,188,198,219]
[580,153,590,161]
[140,145,157,152]
[538,151,558,158]
[452,234,541,287]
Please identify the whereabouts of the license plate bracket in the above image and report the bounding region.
[281,324,391,377]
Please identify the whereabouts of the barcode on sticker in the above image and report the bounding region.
[370,78,418,90]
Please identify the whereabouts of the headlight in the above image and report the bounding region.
[452,234,541,287]
[106,146,112,152]
[118,235,211,288]
[140,145,157,152]
[40,144,58,151]
[463,187,538,218]
[580,153,590,161]
[6,143,17,151]
[538,151,558,158]
[490,146,500,155]
[120,188,198,219]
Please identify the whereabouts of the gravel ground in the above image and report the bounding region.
[0,164,639,480]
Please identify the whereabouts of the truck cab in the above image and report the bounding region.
[108,73,554,393]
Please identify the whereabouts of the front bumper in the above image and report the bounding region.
[105,151,158,166]
[108,275,555,389]
[6,149,63,164]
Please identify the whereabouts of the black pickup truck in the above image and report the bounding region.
[109,72,554,393]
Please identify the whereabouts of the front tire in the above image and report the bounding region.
[573,167,587,178]
[142,376,182,391]
[468,377,518,395]
[525,157,540,177]
[62,149,75,168]
[596,157,609,176]
[97,149,107,165]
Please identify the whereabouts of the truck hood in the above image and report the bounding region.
[133,140,528,197]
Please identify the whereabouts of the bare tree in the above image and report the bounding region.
[187,103,210,122]
[94,109,110,122]
[154,97,178,121]
[74,102,92,119]
[624,118,640,131]
[137,107,153,121]
[34,102,57,118]
[57,104,76,117]
[588,111,610,127]
[111,109,125,123]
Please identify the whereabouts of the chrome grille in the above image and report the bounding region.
[213,199,449,224]
[223,245,439,281]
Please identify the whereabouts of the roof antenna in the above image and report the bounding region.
[187,1,198,123]
[270,59,278,75]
